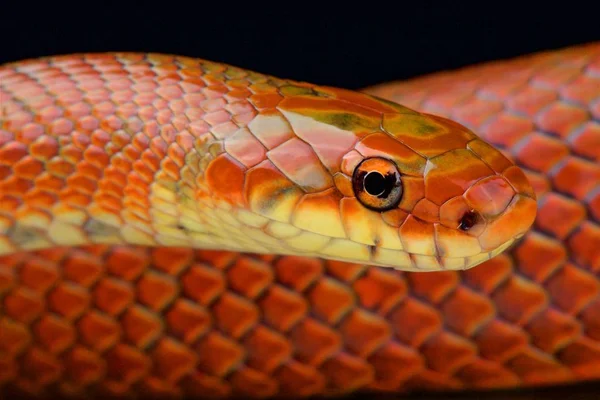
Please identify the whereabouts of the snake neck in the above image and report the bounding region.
[0,53,288,256]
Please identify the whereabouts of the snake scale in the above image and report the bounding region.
[0,42,599,399]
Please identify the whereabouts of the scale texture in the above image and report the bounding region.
[0,43,599,399]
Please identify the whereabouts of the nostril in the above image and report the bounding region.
[458,210,479,232]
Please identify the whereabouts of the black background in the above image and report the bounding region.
[2,2,600,399]
[2,3,599,90]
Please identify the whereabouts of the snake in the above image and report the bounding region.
[0,41,598,399]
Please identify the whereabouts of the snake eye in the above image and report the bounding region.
[353,157,403,211]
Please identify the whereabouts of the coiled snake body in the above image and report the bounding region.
[0,43,598,398]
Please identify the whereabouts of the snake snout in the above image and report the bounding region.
[476,166,538,252]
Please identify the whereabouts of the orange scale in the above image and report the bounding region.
[513,133,569,173]
[156,167,179,184]
[66,174,97,195]
[170,102,189,118]
[104,166,127,185]
[83,147,110,169]
[291,189,346,238]
[123,174,151,197]
[250,93,283,109]
[38,106,64,124]
[233,111,258,126]
[381,113,474,158]
[79,78,105,92]
[201,98,227,112]
[333,173,354,197]
[167,144,185,167]
[6,111,33,132]
[109,155,132,174]
[59,89,84,105]
[149,137,168,159]
[76,162,103,181]
[30,136,60,161]
[535,102,589,139]
[132,132,151,150]
[204,154,247,206]
[355,133,426,177]
[243,160,304,223]
[224,128,267,168]
[466,139,514,174]
[132,160,157,183]
[524,171,551,197]
[339,197,383,246]
[397,176,425,213]
[134,92,157,107]
[99,180,125,199]
[267,138,333,193]
[341,150,363,176]
[23,189,57,208]
[18,123,44,144]
[482,113,533,148]
[465,176,516,218]
[503,166,536,198]
[123,209,152,228]
[0,165,11,180]
[570,122,600,161]
[381,209,409,227]
[551,157,600,201]
[112,89,136,104]
[424,149,496,206]
[0,194,20,212]
[226,88,252,100]
[46,158,74,177]
[506,86,558,117]
[426,112,479,137]
[224,79,249,89]
[0,130,13,148]
[0,142,28,164]
[77,116,99,132]
[140,151,161,173]
[412,199,440,223]
[478,195,537,251]
[72,131,92,149]
[160,160,181,183]
[156,85,183,101]
[106,79,133,92]
[277,113,360,174]
[204,84,229,99]
[94,194,122,213]
[124,195,152,214]
[398,215,437,256]
[156,109,175,126]
[59,188,92,207]
[13,156,44,179]
[250,83,279,94]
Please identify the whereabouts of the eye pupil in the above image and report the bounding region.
[459,210,478,231]
[364,172,387,197]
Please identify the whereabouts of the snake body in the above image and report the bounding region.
[0,43,598,398]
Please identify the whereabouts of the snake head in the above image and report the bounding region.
[203,85,536,271]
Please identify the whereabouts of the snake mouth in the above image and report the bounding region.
[313,240,515,272]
